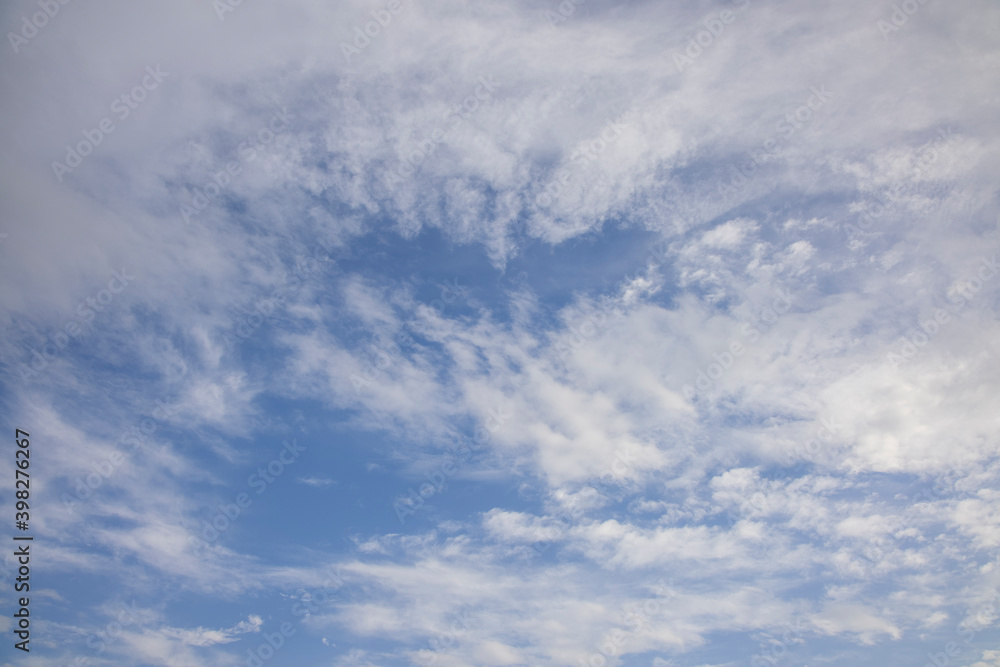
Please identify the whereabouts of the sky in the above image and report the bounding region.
[1,0,999,665]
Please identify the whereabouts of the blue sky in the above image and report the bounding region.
[1,0,1000,665]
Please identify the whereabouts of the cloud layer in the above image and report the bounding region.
[1,0,999,665]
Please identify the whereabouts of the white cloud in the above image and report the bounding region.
[2,0,999,664]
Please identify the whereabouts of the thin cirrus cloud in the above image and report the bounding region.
[0,0,999,665]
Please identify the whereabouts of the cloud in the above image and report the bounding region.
[159,614,263,647]
[1,0,999,665]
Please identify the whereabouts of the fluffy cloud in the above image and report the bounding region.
[1,0,998,665]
